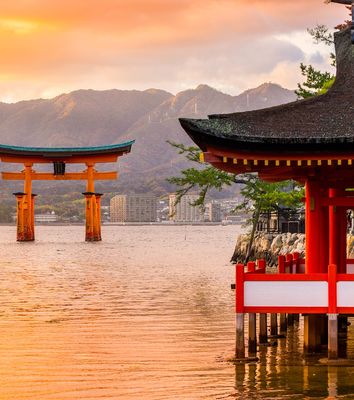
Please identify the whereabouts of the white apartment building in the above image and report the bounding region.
[34,211,58,223]
[110,194,157,222]
[169,194,204,222]
[205,202,222,222]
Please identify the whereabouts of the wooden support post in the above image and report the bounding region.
[287,313,294,327]
[304,315,322,353]
[280,314,287,336]
[259,313,268,344]
[248,313,257,356]
[328,314,338,359]
[338,315,348,335]
[236,313,245,359]
[270,313,278,337]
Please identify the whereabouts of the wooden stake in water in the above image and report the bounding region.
[328,313,338,360]
[236,313,245,359]
[270,313,278,336]
[248,313,257,356]
[259,313,268,344]
[280,314,287,336]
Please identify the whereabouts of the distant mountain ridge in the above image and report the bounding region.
[0,83,296,195]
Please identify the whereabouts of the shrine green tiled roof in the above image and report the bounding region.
[0,141,134,157]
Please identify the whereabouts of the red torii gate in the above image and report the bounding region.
[0,141,133,242]
[179,13,354,359]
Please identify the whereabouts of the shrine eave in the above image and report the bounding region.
[0,141,134,158]
[179,118,354,155]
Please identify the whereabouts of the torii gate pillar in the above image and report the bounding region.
[14,163,36,242]
[83,163,102,242]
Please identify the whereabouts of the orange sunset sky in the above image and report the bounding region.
[0,0,349,102]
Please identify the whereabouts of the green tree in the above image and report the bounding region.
[295,63,334,98]
[295,24,336,98]
[167,142,304,262]
[167,142,239,208]
[235,176,303,262]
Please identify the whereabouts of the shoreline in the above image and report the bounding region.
[0,222,243,227]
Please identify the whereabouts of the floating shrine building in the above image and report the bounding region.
[180,7,354,360]
[0,141,133,242]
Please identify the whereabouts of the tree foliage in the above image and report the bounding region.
[167,141,303,214]
[167,142,304,263]
[295,63,334,98]
[295,24,336,99]
[167,141,239,209]
[236,176,303,215]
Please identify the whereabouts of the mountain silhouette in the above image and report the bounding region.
[0,83,296,195]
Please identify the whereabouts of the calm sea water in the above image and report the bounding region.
[0,225,354,400]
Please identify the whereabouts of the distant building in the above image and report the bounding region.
[205,202,222,222]
[101,205,110,222]
[157,199,169,222]
[110,194,157,222]
[35,211,58,223]
[169,194,204,222]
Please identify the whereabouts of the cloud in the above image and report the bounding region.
[309,51,326,64]
[0,0,349,101]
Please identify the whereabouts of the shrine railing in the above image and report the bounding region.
[236,257,354,315]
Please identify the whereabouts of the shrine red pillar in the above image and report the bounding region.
[329,189,347,273]
[305,179,326,273]
[339,205,348,274]
[304,178,328,352]
[329,189,340,268]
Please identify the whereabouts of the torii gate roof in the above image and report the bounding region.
[0,141,134,159]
